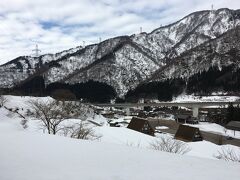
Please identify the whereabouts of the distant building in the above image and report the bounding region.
[101,112,115,119]
[138,98,144,104]
[176,114,198,124]
[175,124,203,142]
[226,121,240,136]
[176,115,191,123]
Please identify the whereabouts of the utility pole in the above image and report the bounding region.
[232,13,235,28]
[210,4,214,16]
[140,27,142,33]
[231,12,237,38]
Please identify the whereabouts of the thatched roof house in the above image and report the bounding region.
[226,121,240,135]
[175,124,203,142]
[226,121,240,131]
[127,117,155,136]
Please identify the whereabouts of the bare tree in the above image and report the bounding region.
[150,136,191,155]
[0,95,7,107]
[28,99,64,134]
[28,99,91,135]
[215,147,240,162]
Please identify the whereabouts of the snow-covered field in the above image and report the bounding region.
[0,95,240,180]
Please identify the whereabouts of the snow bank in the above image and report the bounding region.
[95,126,155,147]
[4,95,54,109]
[0,124,240,180]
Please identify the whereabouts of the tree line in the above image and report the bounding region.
[10,76,116,103]
[3,64,240,102]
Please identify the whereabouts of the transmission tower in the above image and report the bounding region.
[32,44,41,57]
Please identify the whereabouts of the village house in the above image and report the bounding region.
[175,124,203,142]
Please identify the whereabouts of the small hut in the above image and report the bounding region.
[176,115,191,123]
[175,124,203,142]
[102,112,115,119]
[226,121,240,136]
[127,117,155,136]
[176,114,198,124]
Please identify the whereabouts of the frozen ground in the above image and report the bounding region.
[0,95,240,179]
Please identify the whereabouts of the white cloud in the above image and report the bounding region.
[0,0,239,64]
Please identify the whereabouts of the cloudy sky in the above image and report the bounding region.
[0,0,239,64]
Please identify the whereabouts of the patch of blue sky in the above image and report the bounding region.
[40,21,59,29]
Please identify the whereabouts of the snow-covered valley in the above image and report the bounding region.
[0,95,240,180]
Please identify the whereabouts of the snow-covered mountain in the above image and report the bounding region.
[133,8,240,60]
[0,8,240,97]
[149,26,240,81]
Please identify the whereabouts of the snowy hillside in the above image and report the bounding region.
[0,8,240,97]
[0,46,83,87]
[150,26,240,81]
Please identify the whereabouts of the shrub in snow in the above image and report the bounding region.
[62,121,101,140]
[150,136,191,155]
[27,99,94,135]
[215,147,240,163]
[20,119,28,129]
[126,141,142,148]
[0,95,7,107]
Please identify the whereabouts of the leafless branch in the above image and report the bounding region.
[215,147,240,162]
[27,99,94,135]
[63,121,101,140]
[150,136,191,155]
